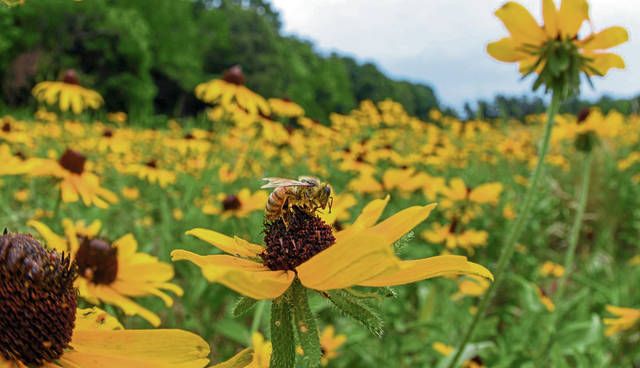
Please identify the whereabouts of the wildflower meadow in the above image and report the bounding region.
[0,0,638,367]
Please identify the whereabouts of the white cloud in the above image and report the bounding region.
[271,0,638,108]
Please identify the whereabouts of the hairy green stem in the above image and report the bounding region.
[447,92,561,368]
[536,149,594,362]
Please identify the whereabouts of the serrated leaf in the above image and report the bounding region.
[290,280,321,367]
[232,296,258,318]
[270,293,296,368]
[326,290,384,337]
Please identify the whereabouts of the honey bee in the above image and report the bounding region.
[261,176,333,222]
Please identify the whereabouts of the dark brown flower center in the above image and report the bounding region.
[102,129,114,138]
[0,232,77,366]
[145,160,158,169]
[222,194,242,211]
[577,107,591,124]
[1,122,11,133]
[261,207,336,271]
[184,133,195,140]
[75,237,118,285]
[222,65,245,85]
[62,69,79,85]
[58,149,86,174]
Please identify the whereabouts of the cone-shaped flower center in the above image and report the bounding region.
[1,122,10,133]
[75,237,118,285]
[58,149,86,174]
[62,69,79,85]
[222,194,242,211]
[0,232,77,366]
[577,107,591,124]
[222,65,245,85]
[145,159,158,169]
[261,207,336,271]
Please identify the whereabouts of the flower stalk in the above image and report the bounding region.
[447,92,561,368]
[536,148,594,362]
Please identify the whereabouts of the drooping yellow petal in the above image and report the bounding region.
[580,26,629,50]
[542,0,559,38]
[296,233,400,291]
[487,37,528,62]
[358,255,493,287]
[586,52,625,76]
[209,348,253,368]
[66,329,210,368]
[368,203,437,245]
[28,220,68,253]
[495,2,546,45]
[85,285,162,327]
[558,0,589,38]
[171,251,294,300]
[185,228,264,258]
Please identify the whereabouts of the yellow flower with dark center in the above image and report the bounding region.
[487,0,628,96]
[201,189,268,219]
[319,326,346,366]
[452,275,491,300]
[208,332,271,368]
[172,196,492,300]
[0,232,209,368]
[32,69,103,114]
[195,65,270,116]
[28,220,183,327]
[125,159,177,188]
[29,149,118,208]
[0,145,37,176]
[268,98,305,118]
[603,305,640,336]
[421,222,488,254]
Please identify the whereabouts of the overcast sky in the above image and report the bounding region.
[271,0,637,108]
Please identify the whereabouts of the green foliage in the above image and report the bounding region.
[327,290,384,337]
[270,294,296,368]
[0,0,439,121]
[232,296,258,318]
[290,280,321,367]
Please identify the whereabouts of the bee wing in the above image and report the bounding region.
[261,177,313,189]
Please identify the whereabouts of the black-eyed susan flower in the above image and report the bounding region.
[124,159,177,188]
[0,232,209,368]
[603,305,640,336]
[32,69,103,115]
[201,189,268,219]
[536,285,555,312]
[487,0,628,97]
[173,196,492,367]
[29,149,118,208]
[318,326,346,366]
[195,65,270,116]
[452,275,491,300]
[421,222,488,255]
[28,219,182,327]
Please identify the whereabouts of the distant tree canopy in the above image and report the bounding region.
[0,0,440,121]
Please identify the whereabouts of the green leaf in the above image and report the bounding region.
[326,290,384,337]
[270,293,296,368]
[232,296,258,318]
[290,280,321,367]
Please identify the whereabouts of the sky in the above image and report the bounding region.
[271,0,638,108]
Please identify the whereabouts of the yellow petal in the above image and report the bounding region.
[335,195,390,242]
[542,0,559,38]
[586,52,625,76]
[469,183,503,204]
[296,233,400,291]
[558,0,589,38]
[495,2,546,45]
[66,329,210,368]
[171,251,294,300]
[28,220,68,253]
[185,228,264,258]
[358,255,493,287]
[209,348,253,368]
[580,26,629,50]
[74,307,124,331]
[369,203,437,245]
[487,37,527,62]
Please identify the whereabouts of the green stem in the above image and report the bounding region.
[250,300,266,336]
[446,92,561,368]
[535,149,594,362]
